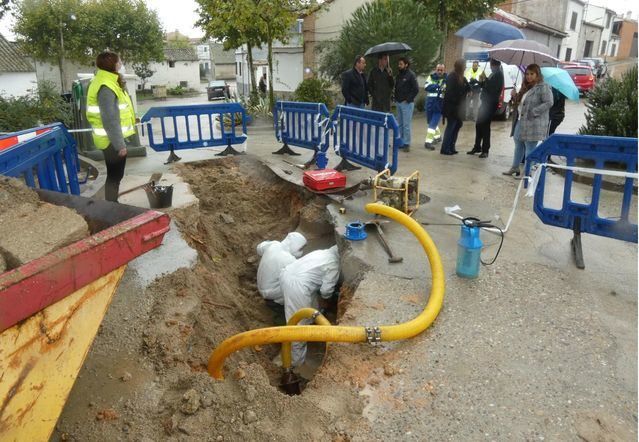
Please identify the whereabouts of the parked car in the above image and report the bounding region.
[207,80,230,101]
[562,65,596,94]
[580,57,607,78]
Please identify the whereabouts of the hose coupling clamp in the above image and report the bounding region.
[311,310,321,321]
[365,326,382,344]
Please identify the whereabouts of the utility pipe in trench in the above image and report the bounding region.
[207,203,445,380]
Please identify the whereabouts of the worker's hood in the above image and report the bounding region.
[281,232,307,258]
[256,240,276,257]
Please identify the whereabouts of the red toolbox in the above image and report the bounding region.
[303,169,347,191]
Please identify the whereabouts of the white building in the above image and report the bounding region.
[302,0,369,77]
[144,47,201,91]
[583,5,617,57]
[560,0,586,61]
[210,43,236,80]
[191,38,213,80]
[235,21,304,97]
[0,34,37,97]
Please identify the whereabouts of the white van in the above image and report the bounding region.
[464,60,523,120]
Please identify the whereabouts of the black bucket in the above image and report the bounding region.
[145,184,173,209]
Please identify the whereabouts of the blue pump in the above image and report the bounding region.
[456,218,483,279]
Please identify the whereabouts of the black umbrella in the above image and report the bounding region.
[364,42,412,57]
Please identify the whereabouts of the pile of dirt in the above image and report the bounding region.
[52,156,370,441]
[125,157,365,440]
[0,177,89,272]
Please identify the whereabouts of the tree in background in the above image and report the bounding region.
[13,0,86,92]
[253,0,302,109]
[197,0,308,107]
[1,0,13,18]
[132,63,155,90]
[196,0,264,98]
[579,67,638,138]
[414,0,500,61]
[13,0,163,91]
[318,0,439,80]
[83,0,164,65]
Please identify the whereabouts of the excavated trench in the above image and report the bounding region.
[129,156,365,439]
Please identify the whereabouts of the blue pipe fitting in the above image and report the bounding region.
[344,221,367,241]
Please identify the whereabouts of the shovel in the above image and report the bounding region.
[118,172,162,197]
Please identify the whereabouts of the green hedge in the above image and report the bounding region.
[579,66,637,138]
[0,81,72,132]
[294,77,334,109]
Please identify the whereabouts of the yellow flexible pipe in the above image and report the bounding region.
[281,308,331,369]
[208,203,445,379]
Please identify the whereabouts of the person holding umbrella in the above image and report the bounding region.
[368,53,394,112]
[467,58,504,158]
[424,64,446,150]
[394,57,419,150]
[502,64,553,177]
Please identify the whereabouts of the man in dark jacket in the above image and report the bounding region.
[341,55,368,108]
[368,54,394,112]
[467,58,504,158]
[394,57,419,150]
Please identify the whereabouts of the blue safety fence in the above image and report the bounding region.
[141,103,248,162]
[273,101,332,169]
[525,134,638,268]
[0,123,81,195]
[330,105,402,174]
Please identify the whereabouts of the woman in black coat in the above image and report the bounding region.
[440,59,470,155]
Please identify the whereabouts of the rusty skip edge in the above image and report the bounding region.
[0,210,170,333]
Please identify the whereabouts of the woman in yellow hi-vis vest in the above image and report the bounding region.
[86,51,137,202]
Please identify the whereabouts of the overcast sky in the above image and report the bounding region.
[1,0,636,41]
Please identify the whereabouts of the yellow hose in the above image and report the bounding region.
[208,203,445,379]
[281,308,331,369]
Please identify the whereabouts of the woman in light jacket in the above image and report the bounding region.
[502,64,553,177]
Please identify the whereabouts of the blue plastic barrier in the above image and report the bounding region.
[525,134,638,268]
[330,105,402,174]
[273,101,331,169]
[141,103,248,163]
[0,123,81,195]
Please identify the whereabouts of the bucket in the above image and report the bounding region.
[145,183,173,209]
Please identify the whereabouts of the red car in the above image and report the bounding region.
[562,66,596,94]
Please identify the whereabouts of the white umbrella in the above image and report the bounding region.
[487,39,559,67]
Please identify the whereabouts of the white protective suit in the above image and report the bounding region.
[256,232,307,304]
[279,245,340,367]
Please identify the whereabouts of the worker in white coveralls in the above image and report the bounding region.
[256,232,307,305]
[279,245,340,367]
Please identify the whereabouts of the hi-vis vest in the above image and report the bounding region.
[424,74,445,98]
[465,67,483,82]
[86,69,136,149]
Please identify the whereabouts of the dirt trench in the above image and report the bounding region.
[55,156,366,441]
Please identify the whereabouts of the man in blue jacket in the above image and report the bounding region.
[341,55,368,108]
[394,57,419,151]
[424,64,446,150]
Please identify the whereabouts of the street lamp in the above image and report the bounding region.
[59,13,76,93]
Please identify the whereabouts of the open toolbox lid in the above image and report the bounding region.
[0,190,170,332]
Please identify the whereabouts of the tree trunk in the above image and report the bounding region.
[438,3,446,64]
[247,41,257,96]
[267,24,274,110]
[58,55,66,93]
